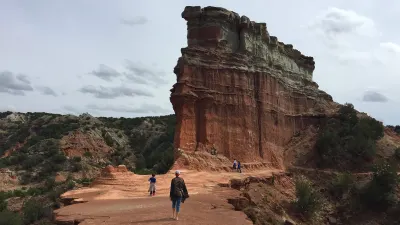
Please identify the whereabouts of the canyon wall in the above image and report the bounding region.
[170,6,335,169]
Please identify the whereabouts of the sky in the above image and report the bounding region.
[1,0,400,124]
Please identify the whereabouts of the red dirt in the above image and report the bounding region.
[54,169,283,224]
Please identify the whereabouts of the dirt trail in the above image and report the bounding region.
[55,169,283,224]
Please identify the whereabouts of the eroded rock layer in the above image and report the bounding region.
[170,6,335,169]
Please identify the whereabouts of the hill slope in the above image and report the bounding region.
[0,111,176,188]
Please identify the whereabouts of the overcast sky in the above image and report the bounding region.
[1,0,400,124]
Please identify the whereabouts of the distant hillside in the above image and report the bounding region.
[0,111,175,185]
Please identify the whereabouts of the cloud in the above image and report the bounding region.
[308,7,378,48]
[37,86,58,96]
[79,85,153,99]
[0,71,34,95]
[362,90,389,102]
[86,103,170,114]
[124,60,168,86]
[0,105,17,112]
[89,64,121,81]
[62,105,82,115]
[87,61,168,86]
[120,17,148,26]
[380,42,400,54]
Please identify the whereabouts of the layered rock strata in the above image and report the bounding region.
[170,6,334,169]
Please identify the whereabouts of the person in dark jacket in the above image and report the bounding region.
[170,170,189,221]
[237,161,242,173]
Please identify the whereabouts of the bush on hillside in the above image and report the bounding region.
[293,176,322,218]
[331,172,355,198]
[0,210,22,225]
[361,162,399,211]
[22,199,47,224]
[394,148,400,160]
[316,103,384,169]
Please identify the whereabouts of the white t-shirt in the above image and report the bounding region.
[233,160,237,165]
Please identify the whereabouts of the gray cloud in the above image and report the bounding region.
[362,90,389,102]
[79,85,153,99]
[87,61,168,86]
[124,60,167,86]
[309,7,378,48]
[86,103,169,114]
[0,71,34,95]
[89,64,121,81]
[62,105,82,115]
[120,17,148,26]
[37,86,58,96]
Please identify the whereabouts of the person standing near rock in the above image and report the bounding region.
[233,159,237,171]
[170,170,189,220]
[237,161,242,173]
[148,173,156,196]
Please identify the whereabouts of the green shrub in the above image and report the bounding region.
[315,103,384,169]
[66,180,75,190]
[331,173,354,198]
[0,210,22,225]
[394,148,400,160]
[83,151,92,158]
[71,162,82,172]
[12,189,25,198]
[361,162,399,211]
[293,177,322,218]
[22,155,44,170]
[0,199,7,212]
[48,189,64,202]
[72,156,82,162]
[26,187,44,196]
[51,154,67,164]
[44,177,56,191]
[22,199,45,224]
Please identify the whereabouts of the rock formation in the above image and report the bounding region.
[170,6,336,169]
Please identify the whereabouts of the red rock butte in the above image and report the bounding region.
[170,6,336,170]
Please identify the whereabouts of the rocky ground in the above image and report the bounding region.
[54,167,283,225]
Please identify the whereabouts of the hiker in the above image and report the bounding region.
[170,170,189,221]
[148,173,156,196]
[237,161,242,173]
[233,159,237,171]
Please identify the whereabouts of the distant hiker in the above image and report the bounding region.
[237,161,242,173]
[170,170,189,221]
[148,174,156,196]
[233,159,237,171]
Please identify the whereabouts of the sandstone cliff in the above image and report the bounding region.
[170,6,337,169]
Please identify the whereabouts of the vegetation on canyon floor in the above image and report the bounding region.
[0,111,175,224]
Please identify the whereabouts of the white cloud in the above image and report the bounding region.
[37,86,58,96]
[79,85,153,99]
[86,103,170,114]
[380,42,400,53]
[308,7,379,49]
[120,17,148,26]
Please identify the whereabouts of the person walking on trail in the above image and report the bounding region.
[237,161,242,173]
[170,170,189,221]
[148,173,156,196]
[233,159,237,171]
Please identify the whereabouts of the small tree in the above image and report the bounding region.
[331,172,355,198]
[293,176,322,218]
[361,162,399,210]
[22,199,45,224]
